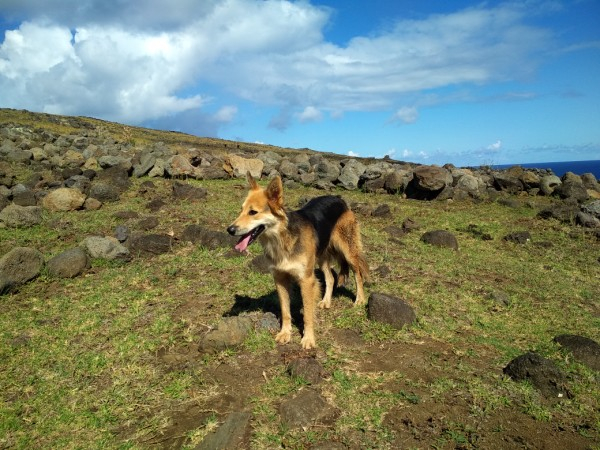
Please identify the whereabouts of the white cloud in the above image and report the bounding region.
[222,2,551,112]
[297,106,323,123]
[487,140,503,151]
[0,1,554,128]
[214,105,238,123]
[396,148,430,164]
[0,20,206,122]
[0,0,328,124]
[348,150,359,157]
[0,22,74,79]
[0,1,222,31]
[391,106,419,124]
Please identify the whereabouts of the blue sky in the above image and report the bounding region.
[1,1,599,167]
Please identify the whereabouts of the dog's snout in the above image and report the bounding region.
[227,225,237,236]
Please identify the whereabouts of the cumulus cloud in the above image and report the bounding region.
[0,20,206,122]
[0,0,328,125]
[0,0,555,129]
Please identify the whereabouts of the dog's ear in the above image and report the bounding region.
[266,176,284,208]
[246,171,259,190]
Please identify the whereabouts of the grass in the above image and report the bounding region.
[1,110,599,447]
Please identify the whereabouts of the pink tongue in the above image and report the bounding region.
[235,233,252,252]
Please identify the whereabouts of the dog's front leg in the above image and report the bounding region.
[299,274,320,349]
[273,271,293,345]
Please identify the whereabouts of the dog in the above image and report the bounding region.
[227,172,369,349]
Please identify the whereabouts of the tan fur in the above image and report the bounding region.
[228,173,369,349]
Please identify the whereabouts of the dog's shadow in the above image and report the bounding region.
[225,286,305,332]
[224,270,357,333]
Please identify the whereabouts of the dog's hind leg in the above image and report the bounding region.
[299,273,320,349]
[331,212,369,306]
[349,254,367,306]
[338,249,366,306]
[273,271,293,345]
[347,247,369,306]
[318,259,335,309]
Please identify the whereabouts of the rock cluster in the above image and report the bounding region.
[502,333,600,401]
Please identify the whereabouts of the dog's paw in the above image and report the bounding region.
[354,296,366,306]
[318,299,331,309]
[301,335,316,350]
[275,329,291,345]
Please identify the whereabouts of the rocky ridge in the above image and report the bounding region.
[1,109,599,208]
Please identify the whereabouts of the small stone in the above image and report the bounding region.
[172,182,208,201]
[503,231,531,244]
[83,197,102,210]
[146,198,166,212]
[114,225,130,243]
[372,203,391,217]
[367,292,416,329]
[196,411,251,450]
[420,230,459,250]
[47,247,90,278]
[198,316,253,353]
[0,247,44,294]
[488,291,511,307]
[287,357,324,385]
[0,204,42,228]
[503,352,570,399]
[42,187,86,211]
[279,389,339,429]
[137,216,159,231]
[127,234,172,255]
[81,236,131,261]
[554,334,600,371]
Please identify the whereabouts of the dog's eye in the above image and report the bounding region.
[249,209,258,216]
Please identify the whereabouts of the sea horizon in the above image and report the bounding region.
[484,159,600,179]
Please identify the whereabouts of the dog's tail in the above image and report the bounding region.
[356,252,370,283]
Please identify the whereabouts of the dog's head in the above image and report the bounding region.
[227,172,286,252]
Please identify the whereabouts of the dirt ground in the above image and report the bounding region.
[150,295,596,450]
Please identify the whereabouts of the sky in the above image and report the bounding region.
[1,0,599,167]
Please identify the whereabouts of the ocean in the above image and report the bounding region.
[489,160,600,179]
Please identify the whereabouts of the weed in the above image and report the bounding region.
[243,329,276,354]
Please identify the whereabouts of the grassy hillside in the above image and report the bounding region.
[0,108,342,162]
[0,110,599,449]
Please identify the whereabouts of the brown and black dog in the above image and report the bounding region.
[227,172,368,349]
